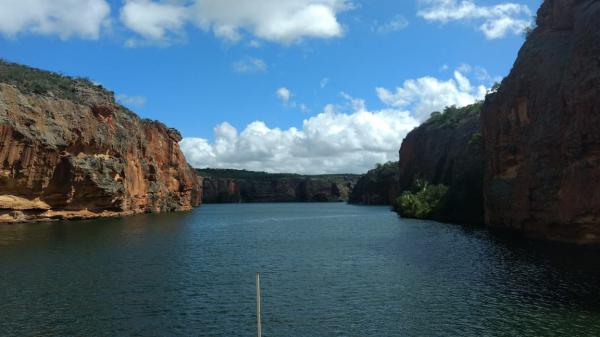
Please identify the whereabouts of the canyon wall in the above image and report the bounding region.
[348,162,400,205]
[397,104,484,223]
[482,0,600,243]
[199,169,358,203]
[0,61,202,222]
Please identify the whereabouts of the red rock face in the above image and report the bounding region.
[0,67,202,222]
[397,106,484,224]
[482,0,600,243]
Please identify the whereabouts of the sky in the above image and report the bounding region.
[0,0,541,174]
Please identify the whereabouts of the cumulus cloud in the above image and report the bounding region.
[0,0,110,39]
[120,0,188,44]
[373,15,409,34]
[181,69,490,174]
[233,58,268,73]
[181,102,418,174]
[193,0,352,44]
[119,0,352,45]
[276,87,292,105]
[376,70,487,121]
[418,0,532,39]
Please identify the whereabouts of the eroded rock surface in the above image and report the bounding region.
[0,62,202,222]
[482,0,600,243]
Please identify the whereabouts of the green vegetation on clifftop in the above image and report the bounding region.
[0,60,102,104]
[196,168,358,184]
[424,102,482,129]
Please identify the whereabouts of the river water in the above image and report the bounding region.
[1,203,600,336]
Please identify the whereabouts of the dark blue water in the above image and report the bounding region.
[1,203,600,336]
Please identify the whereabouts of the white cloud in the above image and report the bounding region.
[373,15,409,34]
[418,0,532,39]
[320,77,330,88]
[193,0,352,44]
[457,63,503,85]
[0,0,110,39]
[276,87,311,112]
[276,87,292,105]
[117,94,147,108]
[181,68,490,174]
[376,70,487,121]
[120,0,188,43]
[181,103,418,174]
[233,58,268,73]
[120,0,352,45]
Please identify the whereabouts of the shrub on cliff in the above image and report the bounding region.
[425,102,482,129]
[468,132,483,149]
[394,179,448,219]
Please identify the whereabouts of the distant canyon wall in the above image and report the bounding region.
[200,170,358,203]
[348,162,400,205]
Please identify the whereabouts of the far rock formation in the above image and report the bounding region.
[0,61,202,223]
[482,0,600,243]
[349,162,400,205]
[198,169,359,203]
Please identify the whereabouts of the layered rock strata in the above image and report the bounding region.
[0,62,202,222]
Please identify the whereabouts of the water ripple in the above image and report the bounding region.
[1,203,599,336]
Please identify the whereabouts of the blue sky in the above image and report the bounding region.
[0,0,541,173]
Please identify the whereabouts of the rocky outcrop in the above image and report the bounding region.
[398,104,484,224]
[0,61,202,223]
[349,162,400,205]
[482,0,600,244]
[199,169,359,203]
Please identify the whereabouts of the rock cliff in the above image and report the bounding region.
[0,61,202,222]
[397,103,484,224]
[482,0,600,243]
[198,169,359,203]
[349,162,400,205]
